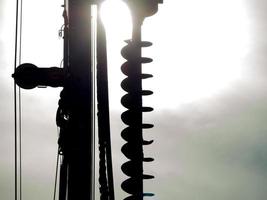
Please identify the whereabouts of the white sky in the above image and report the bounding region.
[1,0,267,199]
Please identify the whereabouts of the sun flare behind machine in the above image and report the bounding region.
[12,0,163,200]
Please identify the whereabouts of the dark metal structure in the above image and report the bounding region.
[120,1,162,199]
[12,0,162,200]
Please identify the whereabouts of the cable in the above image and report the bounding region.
[14,0,23,199]
[18,89,22,200]
[92,6,97,199]
[14,0,20,199]
[18,2,23,199]
[96,4,115,199]
[53,146,60,200]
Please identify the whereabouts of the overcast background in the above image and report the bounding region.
[1,0,267,199]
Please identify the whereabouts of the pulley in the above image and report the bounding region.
[12,63,65,89]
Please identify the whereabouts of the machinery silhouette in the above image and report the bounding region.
[13,0,163,199]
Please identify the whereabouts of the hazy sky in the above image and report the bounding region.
[1,0,267,199]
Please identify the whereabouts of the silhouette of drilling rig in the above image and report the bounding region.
[12,0,162,199]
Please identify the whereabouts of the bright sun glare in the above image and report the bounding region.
[100,0,132,41]
[20,0,250,109]
[101,0,250,109]
[162,0,250,105]
[150,0,250,108]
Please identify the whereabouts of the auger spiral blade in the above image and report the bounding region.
[120,1,162,199]
[120,39,155,200]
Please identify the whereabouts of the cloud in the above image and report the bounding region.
[143,96,267,199]
[2,0,267,200]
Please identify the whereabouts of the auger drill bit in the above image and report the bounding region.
[120,1,163,199]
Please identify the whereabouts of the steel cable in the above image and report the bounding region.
[14,0,23,199]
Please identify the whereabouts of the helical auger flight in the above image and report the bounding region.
[120,1,162,199]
